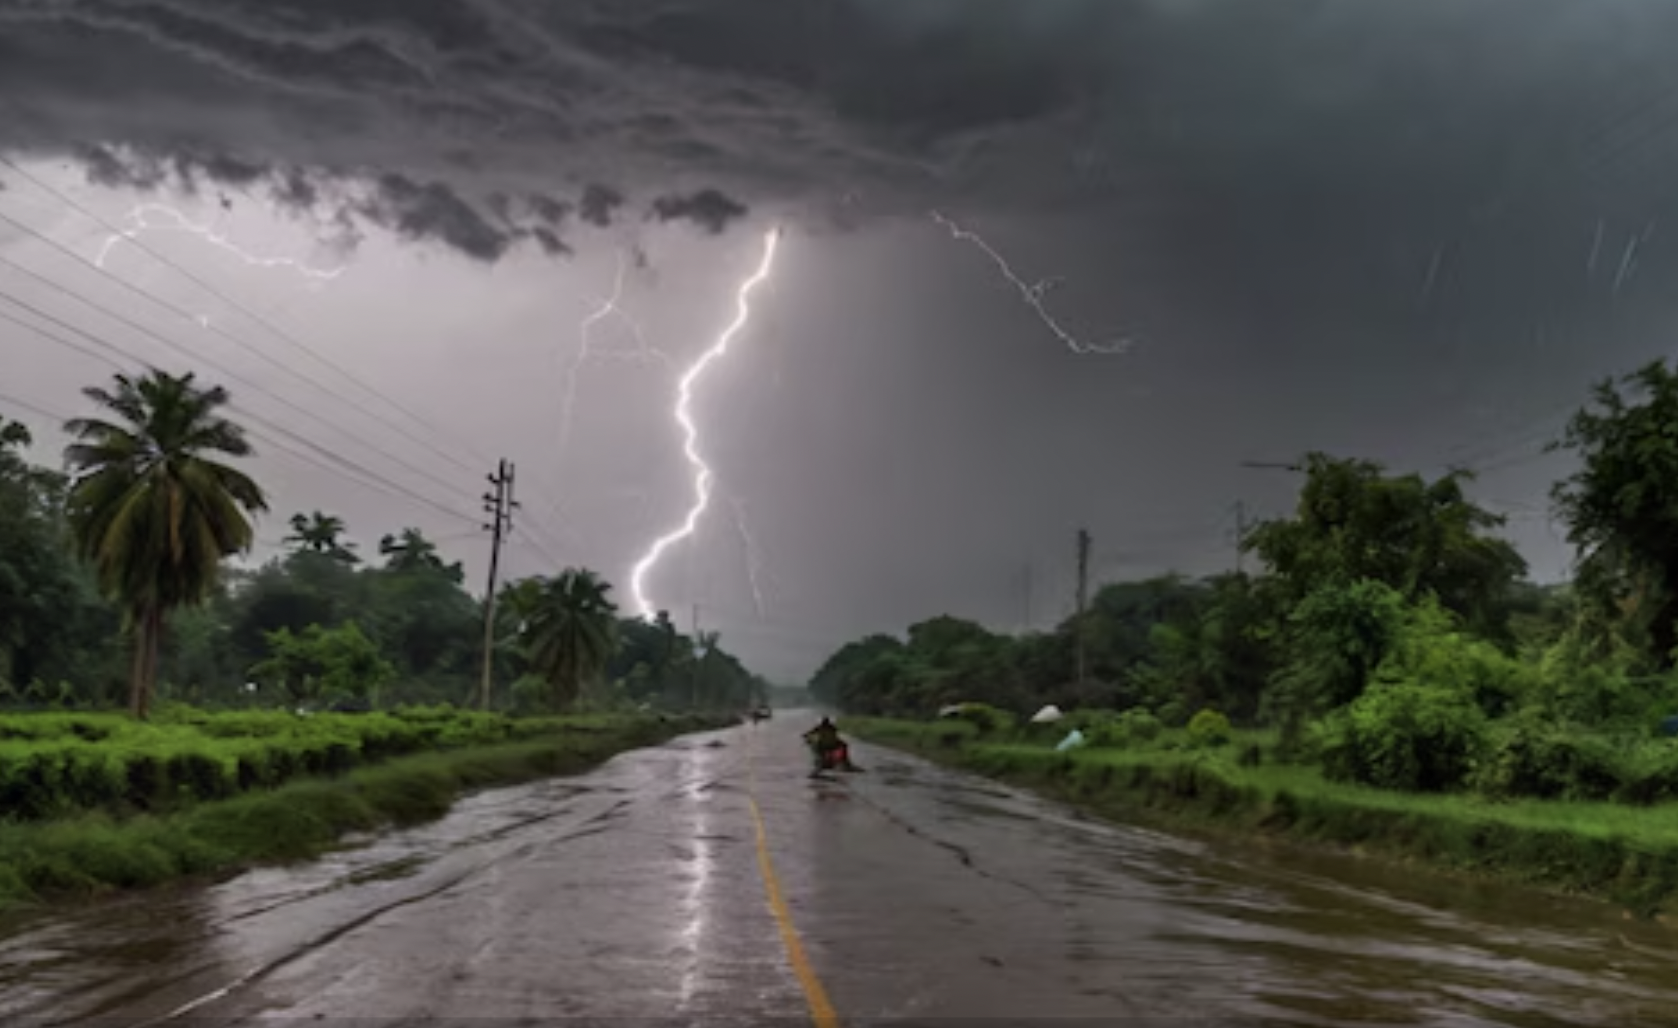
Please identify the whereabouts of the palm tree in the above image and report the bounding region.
[378,527,463,582]
[523,568,621,711]
[284,510,358,563]
[62,370,267,719]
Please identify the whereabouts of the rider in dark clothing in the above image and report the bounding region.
[803,716,854,773]
[804,716,841,750]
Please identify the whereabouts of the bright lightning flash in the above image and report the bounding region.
[96,203,348,281]
[544,248,673,552]
[725,494,769,620]
[929,210,1132,355]
[629,226,781,620]
[556,249,671,471]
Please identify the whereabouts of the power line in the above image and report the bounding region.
[0,255,485,510]
[0,171,578,544]
[0,206,578,558]
[0,157,495,478]
[0,390,71,425]
[0,300,484,526]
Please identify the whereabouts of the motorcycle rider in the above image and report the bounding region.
[802,716,857,774]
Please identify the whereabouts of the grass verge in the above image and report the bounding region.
[848,717,1678,922]
[0,713,728,912]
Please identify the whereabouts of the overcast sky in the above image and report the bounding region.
[3,0,1677,681]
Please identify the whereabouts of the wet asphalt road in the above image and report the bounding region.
[3,714,1677,1026]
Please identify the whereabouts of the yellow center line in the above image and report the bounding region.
[747,730,842,1028]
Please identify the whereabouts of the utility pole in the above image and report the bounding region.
[1023,560,1034,632]
[690,603,706,711]
[1234,500,1248,575]
[477,460,516,711]
[1074,528,1091,684]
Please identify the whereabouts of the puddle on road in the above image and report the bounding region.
[840,749,1678,1026]
[4,727,1675,1026]
[0,730,746,1025]
[342,855,428,886]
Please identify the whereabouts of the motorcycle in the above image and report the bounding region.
[808,739,864,776]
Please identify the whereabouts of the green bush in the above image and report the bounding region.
[1057,709,1119,733]
[0,707,613,822]
[1468,710,1678,804]
[1087,708,1163,748]
[1315,682,1487,792]
[950,703,1014,736]
[1155,700,1189,728]
[1187,709,1233,748]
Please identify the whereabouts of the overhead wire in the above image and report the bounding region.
[0,301,484,527]
[0,162,578,546]
[0,269,577,568]
[0,156,494,477]
[0,234,487,503]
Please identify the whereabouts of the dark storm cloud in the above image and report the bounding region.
[2,1,1678,299]
[0,0,1136,259]
[650,188,750,235]
[526,193,571,226]
[578,184,625,229]
[358,172,512,262]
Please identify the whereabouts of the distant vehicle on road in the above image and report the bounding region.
[747,707,772,723]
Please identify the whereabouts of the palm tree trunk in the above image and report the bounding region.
[126,602,163,719]
[127,610,148,719]
[142,604,164,718]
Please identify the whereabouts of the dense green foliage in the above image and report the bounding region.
[0,370,774,720]
[815,358,1678,807]
[849,718,1678,917]
[0,710,723,909]
[0,706,632,822]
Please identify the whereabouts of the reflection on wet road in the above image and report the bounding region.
[2,714,1675,1026]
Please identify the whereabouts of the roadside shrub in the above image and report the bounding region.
[1155,700,1189,728]
[1611,739,1678,805]
[951,703,1014,736]
[1471,710,1627,802]
[0,709,618,822]
[1187,709,1233,748]
[1058,709,1119,733]
[1315,682,1487,792]
[1087,708,1163,749]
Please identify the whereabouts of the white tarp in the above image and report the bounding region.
[1055,728,1087,752]
[1029,704,1064,724]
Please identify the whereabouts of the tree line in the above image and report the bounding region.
[811,358,1678,791]
[0,369,771,719]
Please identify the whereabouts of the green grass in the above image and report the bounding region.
[0,711,727,912]
[0,706,652,821]
[848,717,1678,920]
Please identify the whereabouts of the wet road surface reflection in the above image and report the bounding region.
[1,715,1674,1026]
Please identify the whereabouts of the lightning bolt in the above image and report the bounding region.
[556,248,671,473]
[544,248,674,552]
[725,494,769,621]
[95,202,347,281]
[930,210,1133,355]
[629,226,781,620]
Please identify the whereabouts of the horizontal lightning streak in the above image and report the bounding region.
[929,210,1131,355]
[96,203,347,281]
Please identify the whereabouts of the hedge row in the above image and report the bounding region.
[0,708,633,821]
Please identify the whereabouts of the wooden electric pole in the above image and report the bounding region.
[1075,528,1091,684]
[477,459,516,710]
[691,602,701,711]
[1234,500,1248,575]
[1023,560,1034,632]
